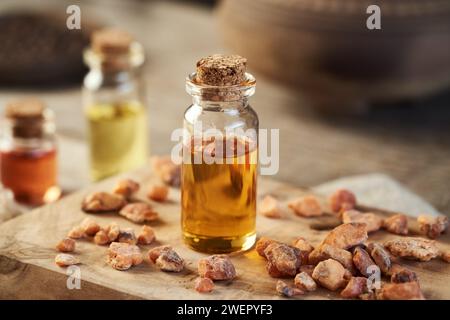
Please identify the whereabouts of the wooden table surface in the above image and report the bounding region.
[0,0,449,214]
[1,168,449,300]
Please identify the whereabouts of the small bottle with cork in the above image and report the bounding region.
[182,54,259,253]
[83,28,148,181]
[0,99,60,206]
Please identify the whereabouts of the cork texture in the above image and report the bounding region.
[5,99,45,120]
[91,28,133,55]
[196,54,247,86]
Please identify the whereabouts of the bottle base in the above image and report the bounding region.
[10,185,61,207]
[182,231,256,254]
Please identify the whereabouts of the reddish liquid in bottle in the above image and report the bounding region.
[0,148,58,206]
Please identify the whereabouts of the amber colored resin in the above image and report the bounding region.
[181,136,257,253]
[0,147,58,206]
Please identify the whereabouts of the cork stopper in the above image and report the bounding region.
[6,99,45,120]
[5,99,46,138]
[91,28,133,55]
[196,54,247,86]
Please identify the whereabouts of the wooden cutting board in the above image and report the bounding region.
[0,168,449,300]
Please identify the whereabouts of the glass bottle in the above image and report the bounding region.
[0,99,60,206]
[181,59,258,253]
[83,28,148,181]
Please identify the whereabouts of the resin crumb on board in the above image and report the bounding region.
[55,254,80,267]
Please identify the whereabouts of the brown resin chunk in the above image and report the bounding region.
[384,237,440,262]
[195,277,214,293]
[137,225,156,245]
[198,255,236,281]
[292,237,314,254]
[113,179,140,199]
[82,192,126,213]
[322,223,368,250]
[328,189,356,213]
[107,242,142,271]
[117,228,137,245]
[276,280,304,297]
[55,254,80,267]
[417,215,448,239]
[152,156,181,187]
[387,263,413,277]
[119,202,158,224]
[148,246,184,272]
[299,265,315,277]
[353,247,379,277]
[67,225,85,239]
[378,282,424,300]
[343,269,353,282]
[156,250,184,272]
[341,210,383,233]
[104,222,120,242]
[383,214,408,235]
[340,277,367,298]
[308,244,354,272]
[441,251,450,263]
[56,238,76,253]
[255,237,277,258]
[288,195,323,217]
[312,259,347,291]
[80,218,101,236]
[359,292,377,300]
[259,195,282,218]
[294,272,317,291]
[94,230,110,245]
[391,268,418,284]
[147,184,169,202]
[367,243,391,274]
[196,54,247,86]
[148,245,170,263]
[264,243,302,277]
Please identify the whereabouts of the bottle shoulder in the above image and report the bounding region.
[83,69,141,91]
[183,103,259,130]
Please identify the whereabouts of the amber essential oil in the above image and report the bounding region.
[181,136,257,253]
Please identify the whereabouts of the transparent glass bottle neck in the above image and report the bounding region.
[91,67,136,86]
[191,96,249,111]
[186,72,256,112]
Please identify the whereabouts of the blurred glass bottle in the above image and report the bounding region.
[0,99,60,206]
[83,28,148,181]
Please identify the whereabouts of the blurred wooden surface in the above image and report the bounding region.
[0,0,449,214]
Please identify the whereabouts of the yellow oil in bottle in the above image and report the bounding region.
[85,101,148,181]
[181,136,257,253]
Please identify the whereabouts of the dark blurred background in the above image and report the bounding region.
[0,0,449,213]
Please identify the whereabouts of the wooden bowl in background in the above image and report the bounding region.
[0,12,98,88]
[217,0,450,113]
